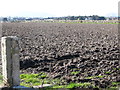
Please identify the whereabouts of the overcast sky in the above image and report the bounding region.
[0,0,119,17]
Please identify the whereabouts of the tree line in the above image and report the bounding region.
[46,15,106,20]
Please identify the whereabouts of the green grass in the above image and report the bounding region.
[85,75,106,79]
[20,73,95,88]
[0,74,3,84]
[20,72,62,87]
[21,72,47,79]
[53,82,95,88]
[105,71,111,74]
[20,73,120,89]
[71,71,80,75]
[20,72,49,87]
[104,82,120,90]
[112,82,120,86]
[106,87,119,90]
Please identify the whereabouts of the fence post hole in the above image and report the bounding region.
[1,36,20,87]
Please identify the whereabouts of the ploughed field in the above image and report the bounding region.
[1,22,120,88]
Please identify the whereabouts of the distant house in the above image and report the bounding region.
[85,17,92,20]
[25,18,33,21]
[98,17,106,20]
[3,18,8,22]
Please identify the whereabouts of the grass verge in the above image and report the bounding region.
[19,73,120,89]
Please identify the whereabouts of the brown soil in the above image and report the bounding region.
[1,22,120,88]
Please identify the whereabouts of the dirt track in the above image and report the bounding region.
[1,22,120,88]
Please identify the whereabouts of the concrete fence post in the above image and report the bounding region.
[1,36,20,87]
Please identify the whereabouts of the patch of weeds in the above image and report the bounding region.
[105,71,111,75]
[71,71,80,75]
[103,82,120,90]
[20,78,41,87]
[85,75,106,79]
[53,82,94,88]
[20,73,95,89]
[112,82,120,86]
[25,78,40,83]
[76,82,95,88]
[20,72,49,87]
[85,76,95,79]
[95,75,105,78]
[21,72,47,79]
[20,82,31,87]
[20,74,39,79]
[38,72,48,79]
[106,87,119,90]
[53,85,65,88]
